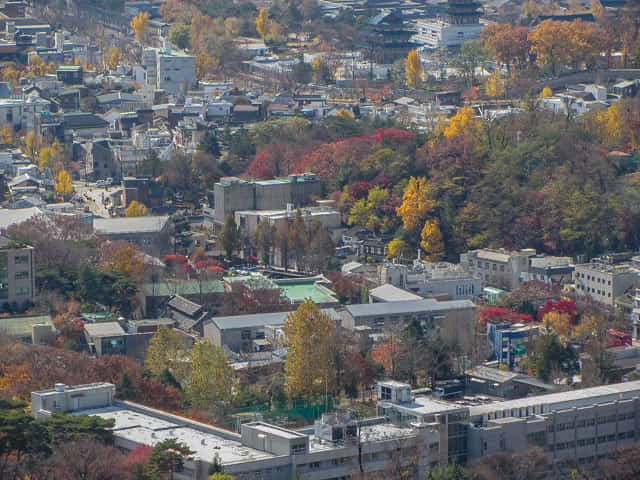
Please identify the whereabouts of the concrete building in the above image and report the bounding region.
[465,366,559,399]
[487,321,540,370]
[31,382,116,419]
[521,255,574,285]
[31,383,440,480]
[235,205,341,240]
[0,236,35,310]
[379,261,482,300]
[93,216,170,256]
[460,248,535,291]
[150,43,196,94]
[213,174,322,224]
[203,308,341,353]
[83,322,155,361]
[573,261,638,306]
[378,379,640,470]
[0,95,51,131]
[412,0,484,49]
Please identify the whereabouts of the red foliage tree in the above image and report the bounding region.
[348,181,374,200]
[537,299,578,323]
[478,307,533,327]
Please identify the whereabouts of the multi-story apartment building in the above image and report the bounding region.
[0,235,34,310]
[573,261,638,306]
[460,248,534,291]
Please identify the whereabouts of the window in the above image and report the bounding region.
[241,329,251,340]
[380,386,392,400]
[15,271,28,280]
[14,255,28,264]
[15,286,29,296]
[500,265,505,272]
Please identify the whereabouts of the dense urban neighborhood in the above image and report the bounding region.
[1,0,640,479]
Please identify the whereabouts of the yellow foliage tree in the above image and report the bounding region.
[420,218,444,261]
[539,86,553,98]
[543,311,572,338]
[145,326,191,382]
[396,176,434,232]
[186,340,234,411]
[443,107,482,140]
[100,241,144,280]
[29,54,48,76]
[131,12,150,45]
[284,299,337,399]
[24,131,39,157]
[485,72,505,99]
[312,57,323,70]
[106,46,122,71]
[39,140,65,173]
[0,124,14,144]
[386,238,412,259]
[125,200,148,217]
[195,53,219,80]
[336,108,354,119]
[255,9,270,38]
[404,49,423,87]
[2,66,20,86]
[54,170,73,200]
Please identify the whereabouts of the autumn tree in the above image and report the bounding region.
[539,86,552,98]
[255,9,270,38]
[481,24,531,73]
[24,131,39,157]
[253,220,275,265]
[396,176,434,232]
[131,12,150,45]
[0,124,14,144]
[54,170,73,201]
[219,215,240,259]
[386,238,413,259]
[125,200,148,217]
[186,340,234,414]
[443,107,483,142]
[420,218,444,261]
[106,46,122,71]
[99,239,145,281]
[485,71,504,99]
[39,139,65,173]
[404,49,423,87]
[530,19,571,75]
[284,300,337,399]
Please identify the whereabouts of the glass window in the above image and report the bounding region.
[15,271,28,280]
[15,286,29,296]
[14,255,29,264]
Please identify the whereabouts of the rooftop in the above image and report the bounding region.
[84,322,125,338]
[94,216,170,235]
[140,280,225,297]
[210,308,340,330]
[275,278,339,304]
[345,298,475,318]
[0,314,51,337]
[369,284,423,302]
[469,380,640,418]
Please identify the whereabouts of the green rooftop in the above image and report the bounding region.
[140,280,225,297]
[81,311,117,322]
[275,279,339,305]
[0,314,52,337]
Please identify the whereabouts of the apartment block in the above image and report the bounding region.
[0,236,34,310]
[573,262,638,306]
[460,248,534,291]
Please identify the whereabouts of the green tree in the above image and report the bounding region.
[198,131,221,158]
[168,23,190,49]
[144,326,190,383]
[532,333,580,382]
[453,40,489,86]
[116,372,139,400]
[219,215,240,259]
[284,300,337,399]
[425,461,473,480]
[253,220,275,265]
[43,413,115,445]
[186,340,234,412]
[149,438,194,480]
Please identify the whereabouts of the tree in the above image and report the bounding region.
[24,131,39,157]
[284,299,337,399]
[39,139,65,173]
[539,86,553,98]
[106,46,122,71]
[198,131,221,158]
[219,215,240,259]
[149,438,194,480]
[44,437,128,480]
[453,40,488,86]
[481,24,531,73]
[126,200,148,217]
[168,23,190,50]
[196,53,219,80]
[530,20,571,75]
[420,218,444,261]
[131,12,150,45]
[253,221,275,265]
[485,72,504,99]
[425,461,472,480]
[443,107,483,142]
[0,124,13,144]
[116,372,139,400]
[396,177,434,232]
[532,332,579,382]
[186,340,234,413]
[255,9,270,38]
[210,473,236,480]
[386,238,413,259]
[54,170,73,201]
[404,49,423,87]
[144,326,190,384]
[336,108,355,120]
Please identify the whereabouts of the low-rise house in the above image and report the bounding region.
[167,295,210,336]
[83,321,155,361]
[466,365,559,399]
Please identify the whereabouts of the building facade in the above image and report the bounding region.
[460,249,534,291]
[0,236,35,310]
[573,262,638,306]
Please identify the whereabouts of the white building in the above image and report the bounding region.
[412,19,484,49]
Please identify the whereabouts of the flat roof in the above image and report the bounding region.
[210,308,340,330]
[379,395,465,417]
[140,280,224,297]
[78,405,274,465]
[94,216,169,235]
[369,284,423,302]
[469,380,640,418]
[84,322,125,337]
[345,298,475,318]
[275,280,338,304]
[246,422,306,439]
[0,314,52,336]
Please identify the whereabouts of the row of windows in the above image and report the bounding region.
[474,261,506,272]
[548,412,636,432]
[576,272,612,285]
[15,271,28,280]
[552,431,635,450]
[577,284,611,297]
[15,286,29,296]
